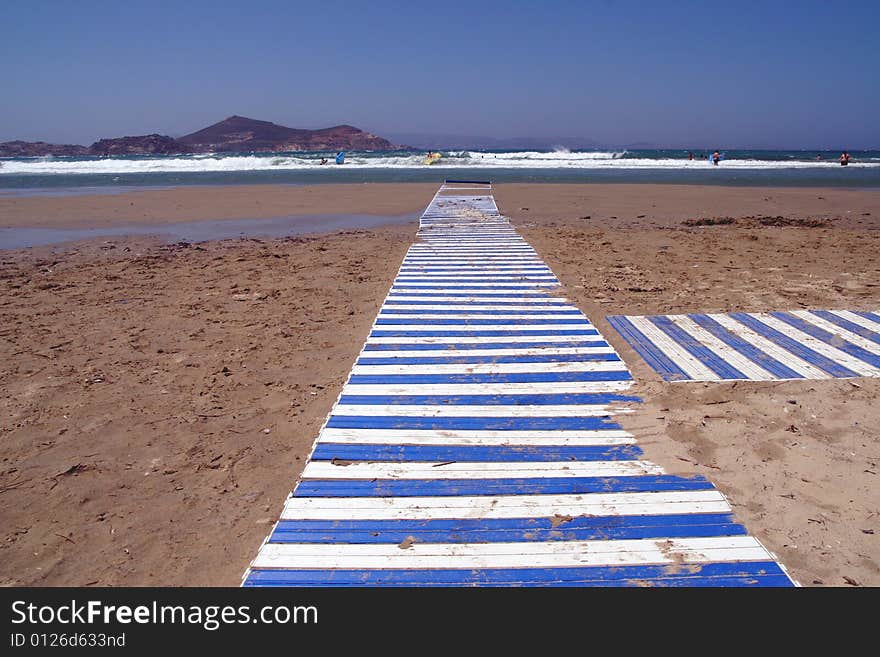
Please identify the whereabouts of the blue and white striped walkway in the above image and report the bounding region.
[608,311,880,382]
[243,182,795,587]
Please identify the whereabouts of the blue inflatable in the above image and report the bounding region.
[335,151,345,164]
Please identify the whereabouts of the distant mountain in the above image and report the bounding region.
[0,140,89,157]
[387,132,605,150]
[90,134,189,156]
[178,116,396,152]
[0,116,397,157]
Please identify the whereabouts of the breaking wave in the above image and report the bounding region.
[1,150,879,176]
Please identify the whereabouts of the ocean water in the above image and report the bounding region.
[2,149,879,193]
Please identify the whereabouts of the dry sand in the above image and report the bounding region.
[1,182,878,586]
[0,227,414,585]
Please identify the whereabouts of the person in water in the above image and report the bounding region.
[840,151,851,166]
[712,150,720,166]
[688,151,694,161]
[319,158,328,165]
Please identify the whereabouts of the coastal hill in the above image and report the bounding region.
[91,134,190,156]
[178,116,395,152]
[0,140,90,157]
[0,116,396,157]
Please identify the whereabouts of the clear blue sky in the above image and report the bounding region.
[2,0,878,148]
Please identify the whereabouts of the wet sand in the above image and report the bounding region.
[2,182,878,230]
[1,182,878,586]
[0,183,439,228]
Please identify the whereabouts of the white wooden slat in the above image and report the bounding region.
[381,305,575,312]
[252,536,768,569]
[407,249,536,254]
[398,269,553,274]
[341,382,635,395]
[302,460,664,480]
[369,325,588,333]
[391,282,559,288]
[253,546,773,570]
[318,428,635,445]
[359,347,613,358]
[257,535,761,557]
[350,362,626,375]
[366,335,597,344]
[395,276,558,281]
[279,490,730,520]
[405,256,538,260]
[330,404,632,417]
[412,241,527,245]
[383,297,569,304]
[388,289,554,296]
[377,313,582,320]
[401,262,546,267]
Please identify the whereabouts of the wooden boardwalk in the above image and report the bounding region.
[243,182,796,586]
[608,311,880,382]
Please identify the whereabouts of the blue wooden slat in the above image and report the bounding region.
[346,371,633,384]
[244,560,792,587]
[294,474,713,497]
[397,268,552,273]
[310,443,644,462]
[324,416,621,431]
[376,317,592,328]
[383,299,559,305]
[245,573,794,587]
[385,292,556,298]
[338,393,642,405]
[362,340,610,351]
[269,522,747,544]
[369,329,599,337]
[379,309,581,315]
[394,277,557,283]
[356,353,622,366]
[374,318,587,325]
[270,512,738,533]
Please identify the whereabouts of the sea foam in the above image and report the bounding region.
[1,150,878,176]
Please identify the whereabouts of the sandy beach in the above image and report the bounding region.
[1,182,878,586]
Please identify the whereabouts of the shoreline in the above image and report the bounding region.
[1,182,878,233]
